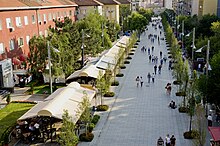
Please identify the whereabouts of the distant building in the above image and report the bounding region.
[191,0,217,17]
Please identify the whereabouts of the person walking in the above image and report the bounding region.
[158,64,162,74]
[149,55,152,63]
[207,114,213,126]
[170,135,176,146]
[157,137,164,146]
[154,65,157,75]
[136,76,140,87]
[165,134,171,146]
[147,72,151,83]
[165,83,172,95]
[152,73,155,83]
[140,76,143,87]
[160,51,163,58]
[151,46,154,53]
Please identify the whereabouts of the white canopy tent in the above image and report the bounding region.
[66,64,105,81]
[18,82,96,123]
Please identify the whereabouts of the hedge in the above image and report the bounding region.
[96,105,109,111]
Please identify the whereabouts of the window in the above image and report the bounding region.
[0,43,4,54]
[6,18,12,28]
[43,14,47,22]
[69,10,72,16]
[53,13,56,20]
[38,14,41,22]
[15,17,22,26]
[64,11,67,17]
[32,15,36,23]
[9,39,15,50]
[45,30,48,37]
[0,20,2,30]
[18,37,24,47]
[57,12,60,17]
[48,13,52,21]
[26,36,30,45]
[24,16,28,25]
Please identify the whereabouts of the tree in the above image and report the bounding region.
[182,60,190,107]
[193,104,206,146]
[76,91,91,135]
[128,12,147,39]
[96,71,106,105]
[58,110,78,146]
[28,36,48,80]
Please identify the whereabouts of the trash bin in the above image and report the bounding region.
[157,137,164,146]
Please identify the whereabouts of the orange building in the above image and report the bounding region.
[0,0,77,69]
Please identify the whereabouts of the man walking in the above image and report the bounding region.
[154,65,157,74]
[140,76,143,87]
[147,73,151,83]
[152,73,155,83]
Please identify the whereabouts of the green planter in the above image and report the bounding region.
[111,81,119,86]
[178,107,189,113]
[124,61,130,64]
[79,132,94,142]
[173,80,182,85]
[120,65,126,69]
[175,91,186,96]
[96,105,109,111]
[104,91,115,97]
[116,73,124,77]
[183,130,199,139]
[91,115,100,125]
[126,56,132,60]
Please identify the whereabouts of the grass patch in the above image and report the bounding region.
[0,103,35,139]
[26,84,65,94]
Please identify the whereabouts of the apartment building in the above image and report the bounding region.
[0,0,77,68]
[191,0,217,17]
[73,0,103,20]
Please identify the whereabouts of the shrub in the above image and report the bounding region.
[173,80,182,85]
[111,81,119,86]
[87,123,95,132]
[183,130,199,139]
[79,132,94,142]
[96,105,109,111]
[1,126,13,144]
[104,92,115,97]
[91,115,100,125]
[116,73,124,77]
[128,52,134,55]
[124,61,130,64]
[178,107,189,113]
[133,46,138,48]
[126,56,132,60]
[175,91,186,96]
[120,65,126,69]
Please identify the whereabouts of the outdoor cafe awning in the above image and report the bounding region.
[208,127,220,142]
[66,64,105,81]
[18,82,96,123]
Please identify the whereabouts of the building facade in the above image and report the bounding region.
[191,0,217,17]
[0,0,77,69]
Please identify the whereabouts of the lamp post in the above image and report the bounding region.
[191,27,196,78]
[181,20,184,51]
[47,41,53,94]
[81,29,90,68]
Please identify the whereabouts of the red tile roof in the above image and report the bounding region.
[0,0,27,7]
[116,0,130,4]
[95,0,120,5]
[0,0,77,8]
[73,0,101,6]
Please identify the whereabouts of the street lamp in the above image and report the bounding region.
[47,41,60,94]
[81,29,90,68]
[186,27,196,78]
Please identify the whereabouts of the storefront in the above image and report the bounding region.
[208,127,220,146]
[0,59,14,88]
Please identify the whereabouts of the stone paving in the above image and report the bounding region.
[78,21,209,146]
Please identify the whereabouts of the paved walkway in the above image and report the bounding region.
[78,21,211,146]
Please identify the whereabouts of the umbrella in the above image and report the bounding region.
[12,58,21,65]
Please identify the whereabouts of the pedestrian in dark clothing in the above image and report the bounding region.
[168,61,172,70]
[154,65,157,74]
[157,137,164,146]
[149,55,152,62]
[140,76,143,87]
[170,135,176,146]
[158,65,162,74]
[151,46,154,52]
[152,73,155,83]
[147,72,151,83]
[160,51,162,58]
